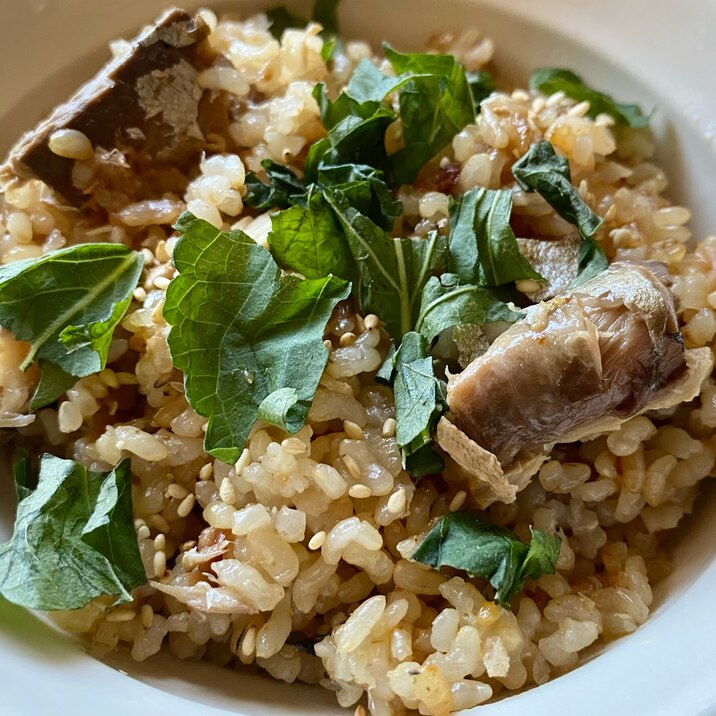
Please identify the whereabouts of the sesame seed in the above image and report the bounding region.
[364,314,380,330]
[149,513,170,533]
[348,484,372,499]
[220,478,236,506]
[97,369,119,389]
[449,491,467,512]
[153,550,167,577]
[354,706,367,716]
[199,463,214,481]
[180,540,197,552]
[381,418,396,438]
[141,604,154,629]
[387,489,406,514]
[343,455,362,481]
[153,275,171,291]
[516,279,543,294]
[153,533,166,551]
[343,420,364,440]
[177,493,196,517]
[137,525,151,540]
[166,483,189,500]
[339,332,356,347]
[241,626,257,656]
[141,248,154,265]
[105,608,136,623]
[48,128,94,160]
[281,437,306,454]
[235,448,252,474]
[308,531,327,550]
[133,287,147,302]
[156,240,171,264]
[323,339,334,350]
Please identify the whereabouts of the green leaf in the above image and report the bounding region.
[511,140,607,283]
[0,243,143,408]
[405,444,444,480]
[416,273,523,344]
[467,70,496,114]
[244,159,308,210]
[529,68,649,128]
[164,213,351,464]
[30,361,77,411]
[268,188,354,280]
[383,45,475,185]
[448,187,542,286]
[393,331,446,458]
[317,163,402,230]
[323,190,448,338]
[306,84,396,180]
[0,455,145,611]
[12,448,34,503]
[412,511,561,606]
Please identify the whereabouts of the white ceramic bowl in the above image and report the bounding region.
[2,1,716,714]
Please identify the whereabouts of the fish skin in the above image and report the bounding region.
[447,261,685,465]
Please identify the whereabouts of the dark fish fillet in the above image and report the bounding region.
[447,261,685,465]
[5,8,209,206]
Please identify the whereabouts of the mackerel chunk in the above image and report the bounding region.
[5,8,209,206]
[447,262,686,465]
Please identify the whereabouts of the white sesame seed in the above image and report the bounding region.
[106,608,136,623]
[153,275,171,291]
[155,240,171,264]
[153,533,166,551]
[235,448,252,474]
[166,483,189,500]
[153,550,167,577]
[364,314,380,330]
[308,531,327,550]
[177,493,196,517]
[133,287,147,302]
[134,518,146,530]
[339,331,356,347]
[141,604,154,629]
[343,455,362,481]
[199,463,214,481]
[58,400,82,433]
[219,478,237,506]
[343,420,364,440]
[348,484,372,499]
[149,514,171,533]
[381,418,396,438]
[387,489,407,514]
[241,626,257,656]
[323,339,334,350]
[180,540,197,552]
[449,491,467,512]
[48,128,94,160]
[137,525,151,540]
[281,437,306,454]
[98,369,120,389]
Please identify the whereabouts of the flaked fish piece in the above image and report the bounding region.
[4,8,209,206]
[516,234,581,301]
[447,261,706,468]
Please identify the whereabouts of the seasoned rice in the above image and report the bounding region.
[1,9,715,716]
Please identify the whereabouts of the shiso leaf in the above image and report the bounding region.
[412,510,561,606]
[0,243,143,409]
[529,68,649,128]
[0,455,145,611]
[448,187,543,286]
[164,213,350,464]
[512,140,608,284]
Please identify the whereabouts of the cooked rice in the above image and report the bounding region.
[1,9,715,716]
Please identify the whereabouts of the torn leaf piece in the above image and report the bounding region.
[0,243,143,409]
[0,455,145,611]
[412,510,561,606]
[164,213,351,465]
